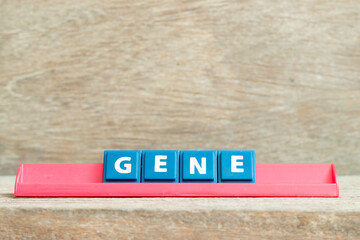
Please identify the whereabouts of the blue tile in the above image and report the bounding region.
[142,150,179,182]
[218,150,255,183]
[180,150,217,182]
[103,150,141,182]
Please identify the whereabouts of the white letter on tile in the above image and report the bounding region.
[114,157,132,174]
[155,155,167,172]
[231,156,244,173]
[190,157,206,174]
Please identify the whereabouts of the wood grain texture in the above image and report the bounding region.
[0,175,359,239]
[1,0,360,175]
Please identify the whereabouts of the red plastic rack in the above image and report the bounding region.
[14,163,339,197]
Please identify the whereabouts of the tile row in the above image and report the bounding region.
[103,150,255,183]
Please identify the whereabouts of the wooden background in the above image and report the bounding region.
[1,0,359,175]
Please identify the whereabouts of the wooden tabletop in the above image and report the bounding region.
[1,175,359,239]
